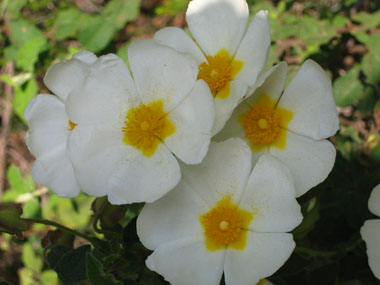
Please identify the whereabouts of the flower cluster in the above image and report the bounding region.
[25,0,342,283]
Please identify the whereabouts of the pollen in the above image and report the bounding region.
[197,49,243,99]
[122,100,175,157]
[239,94,293,152]
[200,196,253,251]
[68,120,77,131]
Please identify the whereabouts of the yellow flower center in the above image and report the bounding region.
[200,196,253,251]
[122,100,175,157]
[197,49,243,99]
[239,94,293,152]
[68,120,77,131]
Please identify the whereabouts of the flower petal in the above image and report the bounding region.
[128,39,198,111]
[361,219,380,279]
[107,143,181,204]
[67,124,127,197]
[154,27,206,64]
[146,237,225,285]
[269,132,336,197]
[32,144,80,197]
[246,62,287,104]
[24,94,68,158]
[137,180,206,250]
[65,54,138,126]
[165,80,214,164]
[212,79,248,135]
[369,184,380,217]
[234,10,271,88]
[224,232,295,285]
[240,154,302,232]
[180,138,252,207]
[279,59,339,140]
[186,0,249,56]
[212,99,248,142]
[44,51,96,101]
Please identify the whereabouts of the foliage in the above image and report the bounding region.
[0,0,380,284]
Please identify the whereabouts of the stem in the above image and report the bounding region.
[24,218,93,243]
[295,246,336,258]
[295,237,363,259]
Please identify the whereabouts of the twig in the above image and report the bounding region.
[0,61,14,199]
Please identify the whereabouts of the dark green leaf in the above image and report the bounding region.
[86,252,122,285]
[54,245,91,282]
[46,245,72,269]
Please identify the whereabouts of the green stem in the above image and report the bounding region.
[295,246,336,258]
[295,237,363,259]
[24,218,93,243]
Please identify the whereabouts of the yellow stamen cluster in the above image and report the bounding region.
[68,120,77,131]
[200,196,253,251]
[197,49,243,99]
[239,94,294,151]
[241,104,281,145]
[122,100,175,157]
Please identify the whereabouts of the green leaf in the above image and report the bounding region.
[13,79,38,123]
[352,10,380,31]
[357,87,377,116]
[361,35,380,85]
[333,66,364,107]
[53,245,91,282]
[104,0,141,29]
[23,197,41,218]
[86,252,122,284]
[7,164,26,193]
[78,16,115,52]
[4,45,19,62]
[18,268,34,285]
[4,0,28,19]
[10,20,45,47]
[155,0,187,16]
[55,9,82,40]
[22,243,43,273]
[116,43,130,66]
[40,270,58,284]
[16,37,48,72]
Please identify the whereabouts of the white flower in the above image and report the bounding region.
[66,39,215,204]
[137,138,302,285]
[25,51,98,197]
[361,184,380,280]
[153,0,270,135]
[215,60,339,197]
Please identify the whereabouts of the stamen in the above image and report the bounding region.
[200,196,253,251]
[122,100,175,157]
[239,94,294,151]
[197,49,243,99]
[68,120,77,131]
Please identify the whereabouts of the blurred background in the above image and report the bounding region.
[0,0,380,284]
